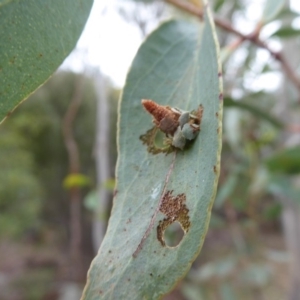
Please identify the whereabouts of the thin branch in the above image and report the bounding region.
[62,78,85,173]
[166,0,203,18]
[62,77,85,281]
[165,0,300,94]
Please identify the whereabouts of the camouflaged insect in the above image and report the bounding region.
[141,99,203,150]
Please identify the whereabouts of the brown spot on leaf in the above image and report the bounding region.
[157,190,190,246]
[216,112,218,117]
[218,72,222,77]
[192,104,204,126]
[219,93,223,101]
[213,165,217,173]
[113,189,118,197]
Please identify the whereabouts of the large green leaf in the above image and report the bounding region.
[82,6,222,300]
[0,0,93,123]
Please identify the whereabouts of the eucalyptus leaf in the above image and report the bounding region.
[276,7,300,21]
[271,26,300,38]
[261,0,285,24]
[214,0,225,12]
[268,175,300,204]
[265,146,300,174]
[0,0,93,123]
[82,5,222,300]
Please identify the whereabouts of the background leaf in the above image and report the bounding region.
[224,97,284,129]
[63,173,91,189]
[271,26,300,39]
[0,0,93,123]
[268,175,300,204]
[265,146,300,174]
[261,0,285,24]
[82,5,222,300]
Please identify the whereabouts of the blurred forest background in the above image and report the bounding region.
[1,0,300,299]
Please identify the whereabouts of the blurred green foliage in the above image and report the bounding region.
[63,173,92,189]
[0,71,120,299]
[266,146,300,175]
[0,71,119,239]
[0,128,43,237]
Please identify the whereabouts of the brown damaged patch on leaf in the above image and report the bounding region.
[191,104,204,126]
[213,165,217,173]
[139,126,175,155]
[157,190,190,246]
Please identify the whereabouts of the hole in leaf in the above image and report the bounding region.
[157,190,190,246]
[154,129,165,147]
[140,126,174,155]
[164,221,185,247]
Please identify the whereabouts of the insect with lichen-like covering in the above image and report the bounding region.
[141,99,203,151]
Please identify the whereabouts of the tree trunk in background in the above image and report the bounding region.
[276,1,300,299]
[282,202,300,300]
[62,76,85,281]
[92,70,111,252]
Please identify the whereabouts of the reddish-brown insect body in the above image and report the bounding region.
[142,99,179,135]
[141,99,170,123]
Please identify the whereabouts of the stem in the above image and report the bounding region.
[62,77,85,281]
[165,0,300,95]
